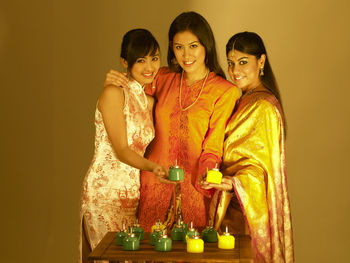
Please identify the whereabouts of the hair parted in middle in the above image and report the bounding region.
[167,11,226,79]
[226,31,287,134]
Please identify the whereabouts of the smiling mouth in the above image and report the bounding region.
[183,61,195,66]
[142,73,153,78]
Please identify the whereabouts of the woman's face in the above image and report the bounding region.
[172,30,207,77]
[227,49,265,91]
[127,50,160,86]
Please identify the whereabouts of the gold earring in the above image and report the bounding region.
[259,66,264,76]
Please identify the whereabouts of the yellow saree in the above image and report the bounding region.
[209,90,294,262]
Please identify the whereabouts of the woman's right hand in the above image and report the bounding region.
[104,69,129,89]
[153,165,168,178]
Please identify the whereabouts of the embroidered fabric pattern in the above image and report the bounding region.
[78,80,155,261]
[163,77,211,229]
[210,91,294,262]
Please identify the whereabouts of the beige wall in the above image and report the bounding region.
[1,0,349,262]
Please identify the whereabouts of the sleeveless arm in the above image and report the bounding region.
[98,86,165,174]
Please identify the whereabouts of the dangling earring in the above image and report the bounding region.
[259,66,264,76]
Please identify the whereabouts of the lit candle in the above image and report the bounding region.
[150,221,162,246]
[206,163,222,184]
[187,232,204,253]
[202,220,218,243]
[218,226,235,249]
[155,230,172,252]
[169,159,184,181]
[183,221,196,244]
[115,223,128,246]
[122,227,140,251]
[132,219,144,240]
[171,217,185,241]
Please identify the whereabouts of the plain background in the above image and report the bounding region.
[1,0,349,262]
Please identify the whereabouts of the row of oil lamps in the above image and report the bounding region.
[115,161,227,252]
[115,219,235,253]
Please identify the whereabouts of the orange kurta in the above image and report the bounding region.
[138,67,240,231]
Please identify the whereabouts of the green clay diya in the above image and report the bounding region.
[169,159,184,181]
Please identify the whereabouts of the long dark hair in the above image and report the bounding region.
[226,31,287,134]
[167,11,225,79]
[120,29,159,71]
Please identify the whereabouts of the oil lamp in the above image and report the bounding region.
[122,227,140,251]
[186,231,204,253]
[169,159,184,181]
[218,226,235,249]
[115,223,128,245]
[155,230,172,252]
[206,163,222,184]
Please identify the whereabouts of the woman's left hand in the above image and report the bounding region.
[200,176,233,191]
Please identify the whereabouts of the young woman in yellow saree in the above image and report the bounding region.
[202,32,294,262]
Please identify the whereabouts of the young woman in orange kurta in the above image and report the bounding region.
[105,12,240,232]
[138,12,240,232]
[139,66,239,231]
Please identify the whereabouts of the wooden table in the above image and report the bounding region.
[89,232,253,262]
